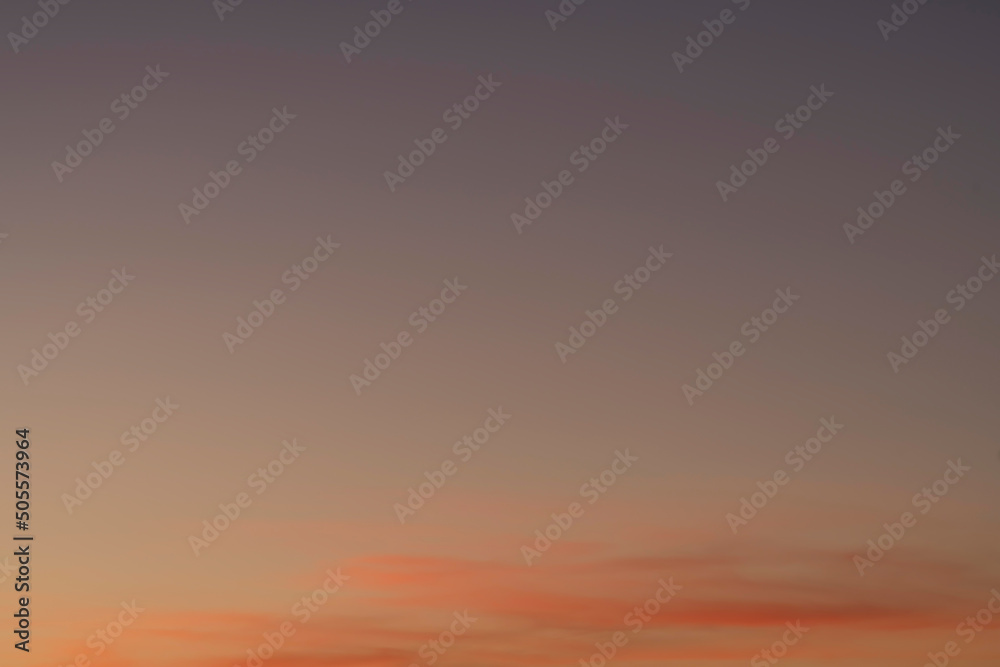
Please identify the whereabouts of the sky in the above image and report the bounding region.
[1,0,999,665]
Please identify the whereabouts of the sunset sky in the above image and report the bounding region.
[1,1,999,665]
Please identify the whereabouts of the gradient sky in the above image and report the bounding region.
[1,0,999,665]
